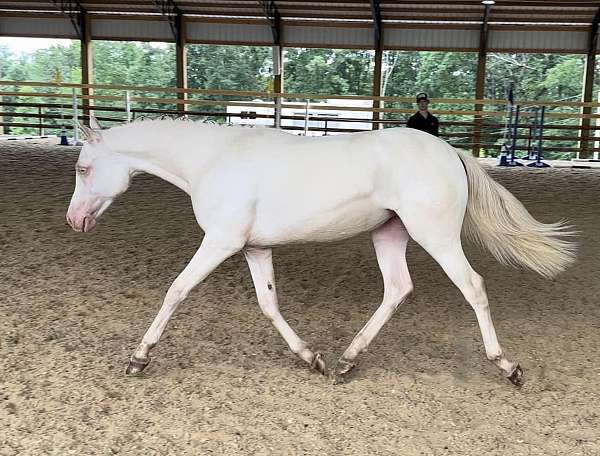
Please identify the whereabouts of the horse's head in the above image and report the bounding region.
[66,124,134,232]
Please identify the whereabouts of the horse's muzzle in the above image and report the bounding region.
[66,213,97,233]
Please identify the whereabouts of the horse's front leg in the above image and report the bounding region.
[126,235,244,375]
[244,247,326,375]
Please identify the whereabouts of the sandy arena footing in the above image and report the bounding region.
[1,139,599,455]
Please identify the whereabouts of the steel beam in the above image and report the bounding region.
[259,0,281,46]
[579,6,600,159]
[370,0,382,51]
[473,3,492,156]
[50,0,85,40]
[153,0,182,44]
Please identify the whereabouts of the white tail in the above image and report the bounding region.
[457,152,577,278]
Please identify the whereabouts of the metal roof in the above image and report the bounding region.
[0,1,598,25]
[1,1,599,52]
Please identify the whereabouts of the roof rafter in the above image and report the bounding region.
[370,0,382,51]
[49,0,86,40]
[153,0,182,44]
[259,0,281,46]
[479,1,492,55]
[587,5,600,55]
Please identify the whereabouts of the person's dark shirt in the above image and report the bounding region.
[407,111,439,137]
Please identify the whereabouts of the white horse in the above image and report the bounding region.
[66,118,576,385]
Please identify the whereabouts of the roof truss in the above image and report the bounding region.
[50,0,85,39]
[152,0,182,43]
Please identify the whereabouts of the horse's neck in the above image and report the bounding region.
[111,126,224,195]
[133,155,192,194]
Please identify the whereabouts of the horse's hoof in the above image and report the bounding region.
[330,359,356,385]
[310,352,327,376]
[126,356,150,375]
[507,364,523,387]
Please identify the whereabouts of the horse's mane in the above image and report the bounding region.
[109,117,260,135]
[99,117,269,152]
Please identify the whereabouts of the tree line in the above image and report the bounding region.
[0,41,590,100]
[0,40,594,155]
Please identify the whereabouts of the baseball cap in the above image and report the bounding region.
[416,92,429,102]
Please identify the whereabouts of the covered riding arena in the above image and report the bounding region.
[2,1,600,455]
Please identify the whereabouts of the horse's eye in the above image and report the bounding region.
[77,166,89,176]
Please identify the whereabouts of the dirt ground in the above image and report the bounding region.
[1,139,599,456]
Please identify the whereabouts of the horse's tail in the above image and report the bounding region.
[456,151,577,278]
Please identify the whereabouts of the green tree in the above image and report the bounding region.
[284,48,373,96]
[485,53,585,157]
[187,44,271,91]
[381,51,419,99]
[381,51,477,141]
[93,41,174,87]
[28,42,81,83]
[0,45,13,79]
[485,53,583,101]
[186,44,271,116]
[0,38,596,152]
[91,41,176,114]
[381,51,477,99]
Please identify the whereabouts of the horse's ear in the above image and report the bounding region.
[78,122,102,143]
[89,116,103,130]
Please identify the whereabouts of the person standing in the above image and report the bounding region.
[406,92,439,137]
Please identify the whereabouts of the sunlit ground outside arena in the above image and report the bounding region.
[1,138,600,455]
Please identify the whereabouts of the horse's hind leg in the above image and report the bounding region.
[244,247,326,375]
[333,217,413,383]
[406,227,522,385]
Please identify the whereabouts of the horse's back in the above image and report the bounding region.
[242,128,468,245]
